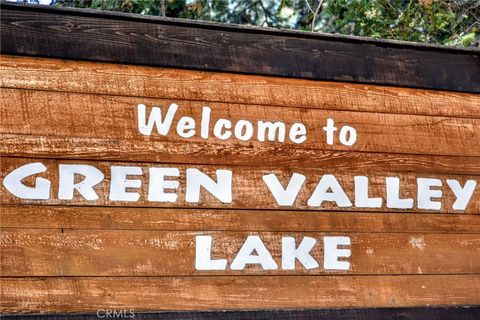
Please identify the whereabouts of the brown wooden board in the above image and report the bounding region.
[2,275,480,313]
[1,3,479,93]
[4,134,480,173]
[2,229,479,276]
[2,88,480,158]
[2,56,480,119]
[1,157,479,213]
[2,205,480,233]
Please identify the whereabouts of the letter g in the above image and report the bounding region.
[2,162,51,199]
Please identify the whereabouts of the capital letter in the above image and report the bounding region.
[148,168,179,202]
[186,169,232,203]
[324,236,351,270]
[195,235,227,270]
[109,166,142,202]
[137,103,178,136]
[307,174,352,207]
[355,176,382,208]
[447,179,477,210]
[386,177,413,209]
[58,165,104,200]
[282,237,319,270]
[417,178,442,210]
[262,173,305,206]
[2,162,50,200]
[230,236,278,270]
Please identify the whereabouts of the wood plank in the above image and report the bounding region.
[1,56,480,119]
[2,205,480,233]
[1,157,479,213]
[3,307,480,320]
[3,134,480,174]
[2,89,480,157]
[2,275,479,313]
[2,229,479,276]
[1,4,479,93]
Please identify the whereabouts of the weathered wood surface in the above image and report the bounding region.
[1,7,480,315]
[1,4,479,93]
[4,134,480,173]
[2,275,480,313]
[1,229,479,276]
[2,56,480,118]
[2,89,479,157]
[3,205,480,233]
[3,307,480,320]
[1,157,478,213]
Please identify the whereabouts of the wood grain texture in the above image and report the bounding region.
[3,134,480,174]
[2,205,480,233]
[2,275,480,313]
[2,89,480,157]
[2,55,480,119]
[2,5,480,315]
[1,3,479,92]
[2,229,479,276]
[2,157,479,213]
[3,307,480,320]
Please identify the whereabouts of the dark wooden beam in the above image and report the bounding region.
[1,2,479,93]
[3,307,480,320]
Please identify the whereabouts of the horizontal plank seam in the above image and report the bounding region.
[3,143,480,163]
[2,274,480,278]
[2,204,479,217]
[2,153,480,175]
[2,227,480,235]
[2,274,480,279]
[1,154,479,176]
[1,202,478,215]
[1,228,478,234]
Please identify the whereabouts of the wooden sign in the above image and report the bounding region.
[1,3,480,319]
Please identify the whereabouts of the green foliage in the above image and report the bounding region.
[459,31,477,46]
[325,0,476,45]
[47,0,480,48]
